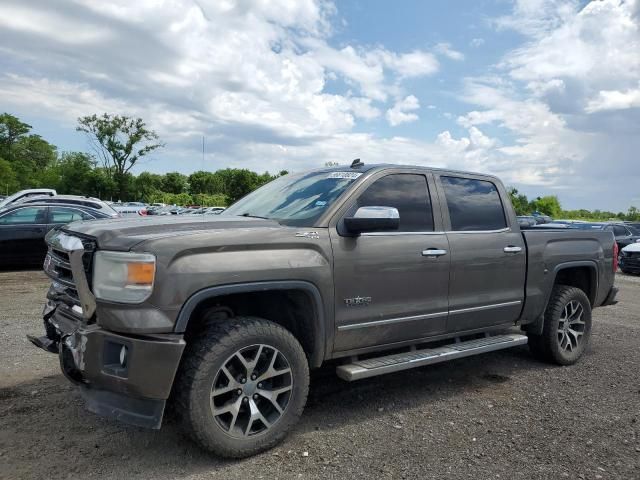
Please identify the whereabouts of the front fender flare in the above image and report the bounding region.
[174,280,326,367]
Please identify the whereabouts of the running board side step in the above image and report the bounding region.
[336,334,528,381]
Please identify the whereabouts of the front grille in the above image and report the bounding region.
[44,231,96,320]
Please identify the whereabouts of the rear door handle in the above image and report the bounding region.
[422,248,447,257]
[504,246,522,253]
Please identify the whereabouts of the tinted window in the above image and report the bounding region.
[50,207,93,223]
[0,207,47,225]
[355,174,433,232]
[223,171,360,227]
[440,176,506,231]
[613,225,629,236]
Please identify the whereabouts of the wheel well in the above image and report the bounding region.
[554,266,596,305]
[183,289,318,365]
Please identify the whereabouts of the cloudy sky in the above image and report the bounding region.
[1,0,639,211]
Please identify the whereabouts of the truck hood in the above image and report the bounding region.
[62,215,281,251]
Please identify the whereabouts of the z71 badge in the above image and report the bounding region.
[344,296,372,307]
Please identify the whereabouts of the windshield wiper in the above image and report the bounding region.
[239,212,269,220]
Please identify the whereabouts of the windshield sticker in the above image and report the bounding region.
[315,200,327,207]
[328,172,362,180]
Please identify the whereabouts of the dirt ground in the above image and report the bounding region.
[0,270,638,479]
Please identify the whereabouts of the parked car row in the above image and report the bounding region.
[0,189,228,268]
[146,205,225,216]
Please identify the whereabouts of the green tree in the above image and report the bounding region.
[77,113,164,199]
[86,167,117,200]
[507,187,530,215]
[531,195,562,217]
[0,113,31,158]
[162,172,187,194]
[627,206,639,221]
[188,170,223,195]
[54,152,96,195]
[0,158,19,195]
[0,113,57,189]
[215,168,276,203]
[134,171,164,201]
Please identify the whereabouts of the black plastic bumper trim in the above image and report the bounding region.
[79,387,165,429]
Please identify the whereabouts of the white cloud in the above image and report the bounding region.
[0,0,638,210]
[0,0,439,145]
[434,42,465,61]
[386,95,420,126]
[586,85,640,113]
[454,0,640,207]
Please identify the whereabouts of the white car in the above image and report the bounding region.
[0,188,56,211]
[619,242,640,275]
[111,202,148,217]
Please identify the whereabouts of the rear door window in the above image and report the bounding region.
[354,174,434,232]
[0,207,48,225]
[49,207,93,223]
[440,176,507,231]
[613,225,629,236]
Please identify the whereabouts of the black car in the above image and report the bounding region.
[567,222,640,249]
[603,223,640,249]
[0,203,112,268]
[624,222,640,235]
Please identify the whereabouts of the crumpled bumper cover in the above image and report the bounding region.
[32,307,186,429]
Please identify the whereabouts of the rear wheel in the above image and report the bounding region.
[527,285,592,365]
[174,316,309,458]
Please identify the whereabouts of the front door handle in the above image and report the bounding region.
[422,248,447,257]
[504,245,522,253]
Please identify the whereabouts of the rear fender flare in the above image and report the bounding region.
[525,261,598,336]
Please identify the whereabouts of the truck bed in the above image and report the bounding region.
[519,228,616,325]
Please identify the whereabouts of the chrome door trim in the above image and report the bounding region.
[449,300,522,316]
[445,228,511,234]
[338,311,448,331]
[361,231,446,236]
[338,300,523,331]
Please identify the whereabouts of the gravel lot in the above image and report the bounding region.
[0,270,638,480]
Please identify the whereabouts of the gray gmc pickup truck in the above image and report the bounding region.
[30,162,619,458]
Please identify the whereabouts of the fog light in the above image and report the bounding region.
[119,345,128,368]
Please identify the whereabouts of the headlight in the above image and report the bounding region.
[93,251,156,303]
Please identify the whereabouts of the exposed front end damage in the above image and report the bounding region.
[29,229,185,429]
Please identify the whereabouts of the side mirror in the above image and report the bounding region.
[344,206,400,235]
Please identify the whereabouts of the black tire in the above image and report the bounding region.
[174,316,309,458]
[527,285,592,365]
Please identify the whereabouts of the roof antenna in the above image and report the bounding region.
[350,158,363,168]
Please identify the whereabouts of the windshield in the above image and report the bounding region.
[222,171,362,226]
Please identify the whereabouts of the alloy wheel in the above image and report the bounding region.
[210,344,293,438]
[557,300,586,353]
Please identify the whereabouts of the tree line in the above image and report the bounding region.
[507,187,640,222]
[0,113,286,206]
[1,112,638,218]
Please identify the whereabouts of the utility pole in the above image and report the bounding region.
[202,135,205,170]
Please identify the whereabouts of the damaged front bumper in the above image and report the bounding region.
[30,303,185,429]
[30,229,186,428]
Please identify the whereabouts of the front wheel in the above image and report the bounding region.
[527,285,592,365]
[174,316,310,458]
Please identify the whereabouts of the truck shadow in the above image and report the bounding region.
[1,345,556,478]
